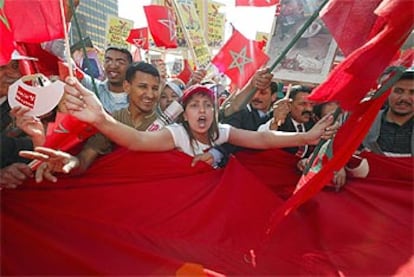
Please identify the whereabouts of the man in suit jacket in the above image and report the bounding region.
[259,85,315,158]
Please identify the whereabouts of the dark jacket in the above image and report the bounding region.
[1,133,33,168]
[215,105,272,165]
[1,100,12,132]
[278,114,315,158]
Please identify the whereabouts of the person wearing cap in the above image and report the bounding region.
[20,82,336,183]
[363,70,414,157]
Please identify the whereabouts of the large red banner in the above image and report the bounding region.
[1,149,413,275]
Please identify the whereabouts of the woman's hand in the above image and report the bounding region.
[63,77,106,126]
[19,147,79,183]
[10,106,45,146]
[305,113,337,145]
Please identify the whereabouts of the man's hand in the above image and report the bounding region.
[19,147,79,183]
[10,106,45,147]
[251,68,273,90]
[191,152,214,167]
[270,98,291,129]
[63,77,106,125]
[296,158,307,172]
[305,113,335,145]
[187,69,207,87]
[332,167,347,189]
[0,163,33,189]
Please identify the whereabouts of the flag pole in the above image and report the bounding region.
[233,0,330,115]
[59,0,73,78]
[68,0,100,99]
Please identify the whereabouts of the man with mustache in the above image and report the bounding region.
[273,85,315,158]
[363,70,413,157]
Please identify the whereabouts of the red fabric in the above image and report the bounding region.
[235,0,279,7]
[176,59,193,84]
[1,149,412,275]
[1,0,64,65]
[143,5,178,49]
[43,113,97,150]
[58,61,85,81]
[236,150,413,275]
[0,5,15,66]
[320,0,382,56]
[18,42,61,77]
[309,0,414,111]
[212,28,269,89]
[266,92,390,234]
[126,27,149,50]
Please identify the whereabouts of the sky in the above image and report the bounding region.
[117,0,276,40]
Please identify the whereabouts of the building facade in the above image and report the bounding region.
[70,0,118,50]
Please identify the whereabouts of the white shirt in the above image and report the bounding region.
[166,123,232,157]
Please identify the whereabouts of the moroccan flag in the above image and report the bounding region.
[309,0,414,111]
[321,0,383,57]
[29,112,97,170]
[1,0,65,65]
[176,59,193,84]
[211,29,269,89]
[235,0,279,7]
[143,5,177,49]
[126,27,149,50]
[43,113,97,151]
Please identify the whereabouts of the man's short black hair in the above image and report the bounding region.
[400,70,414,81]
[105,47,133,64]
[289,85,313,100]
[270,81,280,95]
[125,62,160,82]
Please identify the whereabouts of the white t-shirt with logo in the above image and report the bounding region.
[165,123,232,156]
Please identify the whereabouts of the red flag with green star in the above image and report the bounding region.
[144,5,178,49]
[211,28,269,89]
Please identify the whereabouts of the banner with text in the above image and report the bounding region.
[173,0,212,68]
[105,15,134,49]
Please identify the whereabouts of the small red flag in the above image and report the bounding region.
[176,59,193,84]
[1,0,65,65]
[143,5,177,49]
[235,0,279,7]
[44,113,97,151]
[211,29,269,89]
[126,27,149,50]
